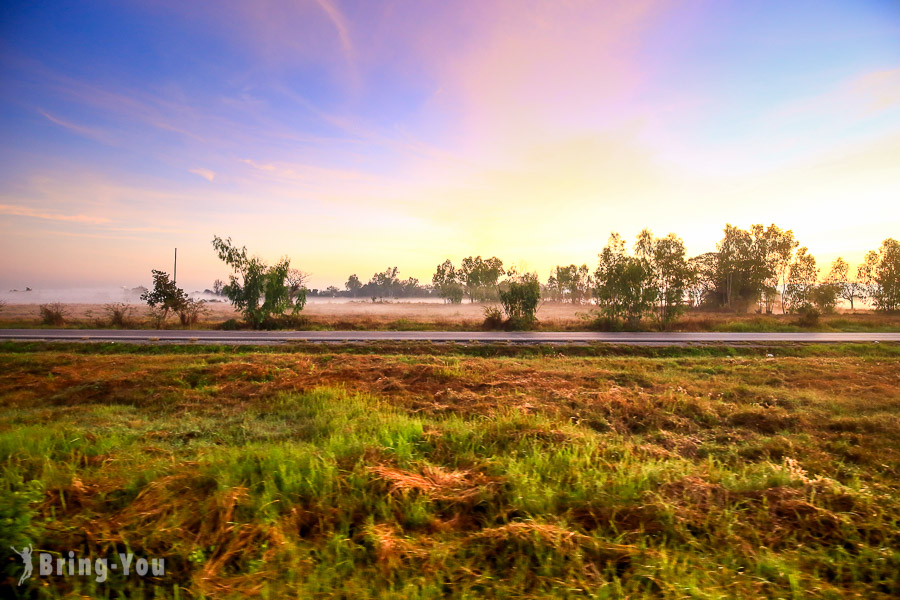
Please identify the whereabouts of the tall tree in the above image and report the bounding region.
[784,247,818,312]
[432,260,464,304]
[459,256,505,302]
[211,235,306,328]
[861,238,900,311]
[824,257,866,311]
[594,233,656,328]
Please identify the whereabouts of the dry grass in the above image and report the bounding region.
[1,344,899,597]
[2,300,899,331]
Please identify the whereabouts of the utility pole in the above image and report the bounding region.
[174,248,177,285]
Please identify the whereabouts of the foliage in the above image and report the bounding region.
[177,298,208,327]
[212,235,307,329]
[593,234,656,329]
[103,302,134,327]
[38,302,68,325]
[860,238,900,312]
[460,256,505,302]
[345,274,363,295]
[824,257,866,311]
[784,247,818,313]
[140,270,188,323]
[432,259,464,304]
[795,305,821,327]
[481,305,504,329]
[498,273,541,328]
[546,264,592,303]
[635,229,691,327]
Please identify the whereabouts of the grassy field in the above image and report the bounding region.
[2,342,899,598]
[2,301,900,332]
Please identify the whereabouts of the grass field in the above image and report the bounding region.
[2,342,899,598]
[2,301,900,333]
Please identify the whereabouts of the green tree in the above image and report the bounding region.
[140,270,187,324]
[784,247,818,313]
[345,274,363,296]
[547,264,592,304]
[432,260,464,304]
[460,256,505,302]
[636,230,691,327]
[498,272,541,329]
[594,233,656,328]
[862,238,900,311]
[211,235,307,329]
[823,257,866,311]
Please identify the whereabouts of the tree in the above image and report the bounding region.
[686,252,718,308]
[716,224,754,310]
[636,230,690,327]
[141,270,187,325]
[345,274,363,296]
[432,259,464,304]
[498,272,541,329]
[212,279,225,296]
[761,225,798,314]
[459,256,505,302]
[547,264,592,303]
[211,235,307,329]
[824,257,866,311]
[593,233,656,328]
[861,238,900,311]
[365,267,401,299]
[784,247,818,312]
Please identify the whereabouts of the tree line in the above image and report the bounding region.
[430,226,899,328]
[135,229,899,329]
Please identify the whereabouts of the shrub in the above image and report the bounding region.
[141,270,187,322]
[221,318,241,331]
[212,235,307,329]
[259,313,309,330]
[104,302,135,327]
[482,306,504,330]
[795,306,820,327]
[498,273,541,329]
[38,303,67,326]
[177,298,208,327]
[147,306,169,329]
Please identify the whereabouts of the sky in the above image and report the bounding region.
[1,0,899,293]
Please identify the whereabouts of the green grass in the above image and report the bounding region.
[1,346,898,598]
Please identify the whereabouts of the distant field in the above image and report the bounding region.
[1,342,898,598]
[2,301,900,332]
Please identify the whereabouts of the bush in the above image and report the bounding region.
[259,313,309,330]
[141,270,187,322]
[795,306,820,327]
[177,298,208,327]
[498,273,541,329]
[38,303,68,325]
[212,235,307,329]
[482,306,504,330]
[104,302,135,327]
[221,318,241,331]
[147,306,169,329]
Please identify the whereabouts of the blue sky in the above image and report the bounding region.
[1,0,899,291]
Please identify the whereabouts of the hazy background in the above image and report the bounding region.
[2,0,899,294]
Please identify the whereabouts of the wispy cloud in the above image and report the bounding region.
[0,203,111,224]
[39,110,114,144]
[314,0,355,64]
[189,168,216,182]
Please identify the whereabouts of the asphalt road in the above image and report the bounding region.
[0,329,898,345]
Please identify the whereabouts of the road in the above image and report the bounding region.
[0,329,898,345]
